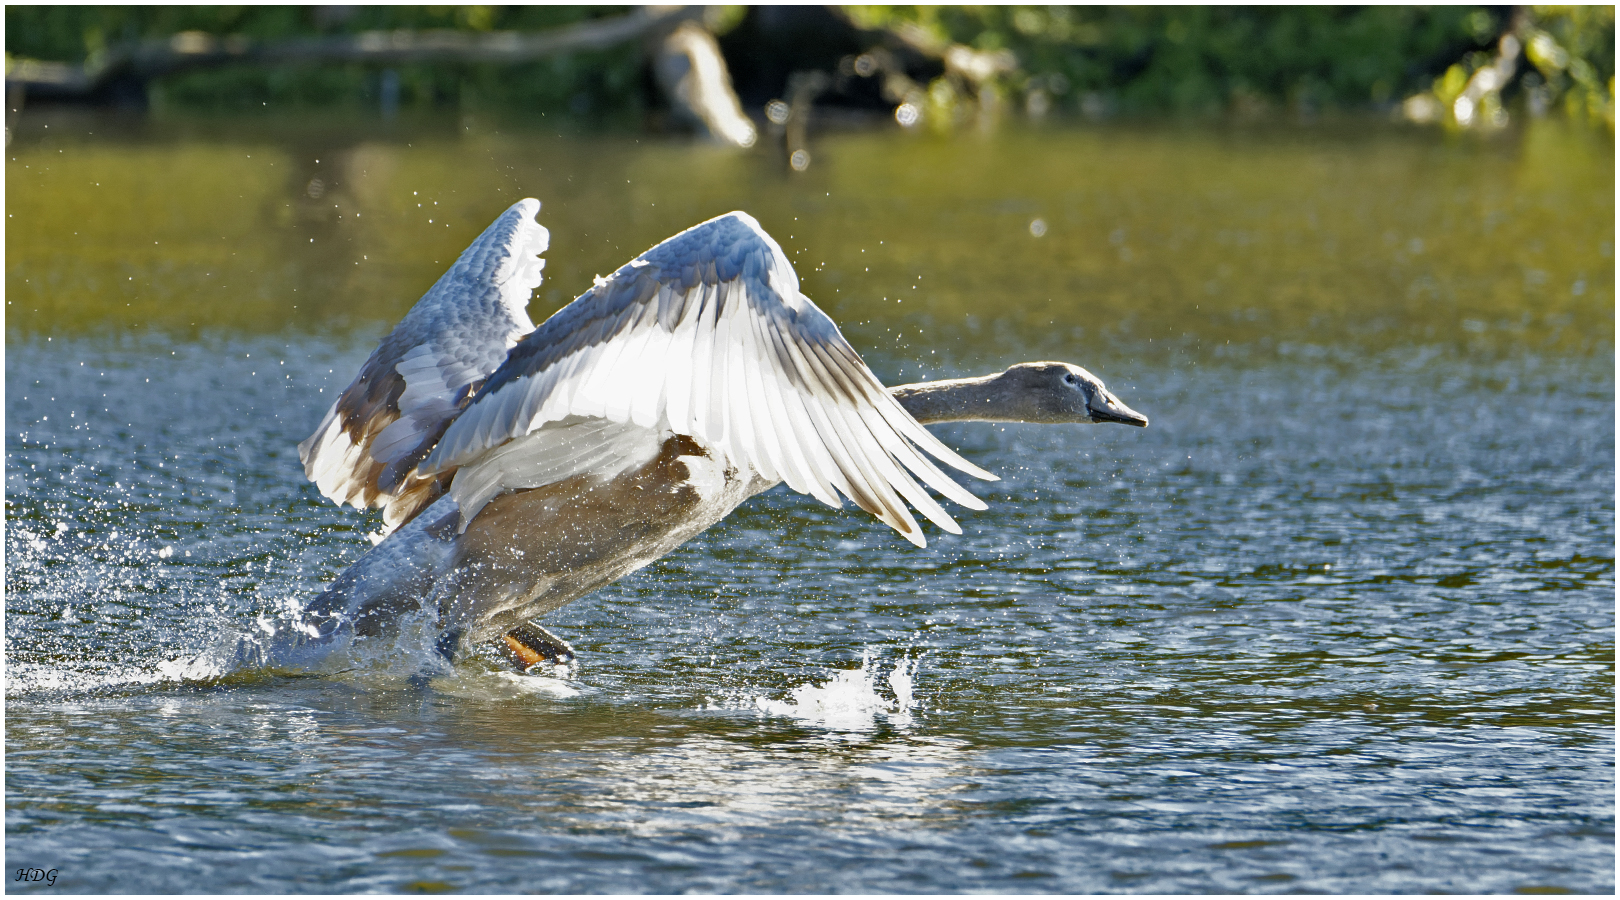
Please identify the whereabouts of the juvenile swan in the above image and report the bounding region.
[287,200,1146,669]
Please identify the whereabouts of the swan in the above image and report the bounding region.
[279,199,1147,671]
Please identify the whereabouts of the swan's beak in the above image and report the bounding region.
[1089,395,1149,427]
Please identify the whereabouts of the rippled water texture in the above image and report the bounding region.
[6,112,1614,893]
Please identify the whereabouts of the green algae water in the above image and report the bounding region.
[6,110,1613,892]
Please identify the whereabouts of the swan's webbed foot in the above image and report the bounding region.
[497,622,576,672]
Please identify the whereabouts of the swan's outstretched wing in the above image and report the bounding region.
[422,211,994,547]
[298,198,548,531]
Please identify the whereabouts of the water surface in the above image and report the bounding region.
[6,112,1614,893]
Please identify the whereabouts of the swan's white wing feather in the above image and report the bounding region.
[297,199,548,530]
[448,417,665,530]
[422,210,990,546]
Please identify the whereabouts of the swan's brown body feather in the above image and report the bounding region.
[440,434,762,640]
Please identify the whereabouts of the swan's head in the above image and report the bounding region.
[997,362,1149,427]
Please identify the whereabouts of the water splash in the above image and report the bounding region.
[887,653,918,714]
[740,651,921,731]
[434,667,581,700]
[4,513,456,696]
[4,502,573,695]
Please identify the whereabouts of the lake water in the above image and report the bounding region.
[6,110,1614,893]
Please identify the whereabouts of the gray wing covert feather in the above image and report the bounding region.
[297,198,549,532]
[420,210,995,547]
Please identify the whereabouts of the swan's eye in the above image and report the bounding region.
[1063,373,1079,386]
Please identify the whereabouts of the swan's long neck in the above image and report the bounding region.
[888,373,1024,424]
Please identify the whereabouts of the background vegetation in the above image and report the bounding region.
[5,5,1614,129]
[851,6,1611,119]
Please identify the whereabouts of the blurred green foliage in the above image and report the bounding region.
[846,5,1613,122]
[1523,5,1617,126]
[4,5,1614,125]
[848,6,1498,111]
[1401,6,1615,131]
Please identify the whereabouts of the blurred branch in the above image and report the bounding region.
[6,7,696,100]
[878,19,1017,90]
[824,8,1017,130]
[652,20,757,147]
[781,70,830,170]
